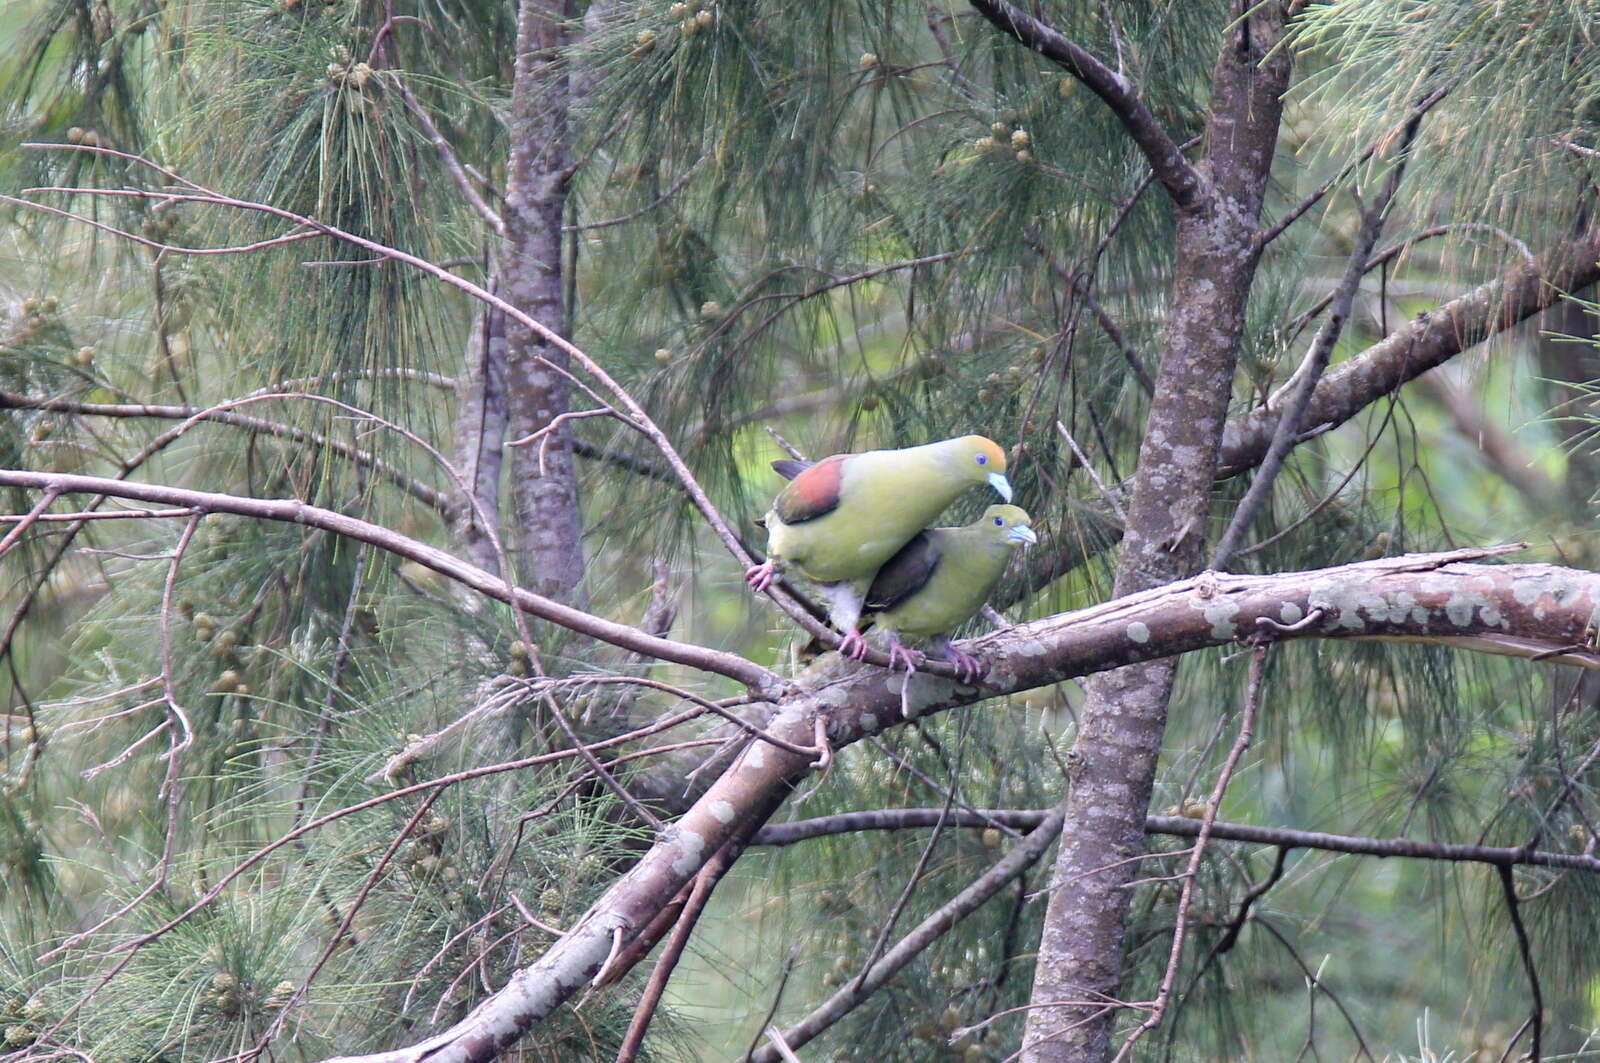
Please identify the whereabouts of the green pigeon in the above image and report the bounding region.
[745,435,1012,658]
[861,504,1036,682]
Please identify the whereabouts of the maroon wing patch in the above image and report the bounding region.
[773,454,847,524]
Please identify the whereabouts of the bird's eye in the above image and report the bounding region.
[994,517,1004,526]
[976,454,988,465]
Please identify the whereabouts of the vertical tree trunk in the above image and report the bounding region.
[499,0,585,605]
[1020,9,1291,1062]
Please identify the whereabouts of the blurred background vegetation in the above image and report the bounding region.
[4,1,1600,1060]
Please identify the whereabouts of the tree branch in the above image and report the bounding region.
[966,0,1208,211]
[1498,863,1543,1063]
[0,470,782,695]
[310,543,1600,1063]
[746,803,1070,1063]
[1023,215,1600,588]
[10,144,838,649]
[0,389,452,515]
[1219,219,1600,476]
[752,809,1600,874]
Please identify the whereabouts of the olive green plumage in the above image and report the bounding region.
[863,505,1036,679]
[745,435,1013,657]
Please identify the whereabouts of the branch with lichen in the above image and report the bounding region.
[300,542,1600,1063]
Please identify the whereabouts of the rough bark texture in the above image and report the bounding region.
[10,471,1588,1063]
[296,547,1600,1063]
[501,0,585,603]
[1020,9,1291,1062]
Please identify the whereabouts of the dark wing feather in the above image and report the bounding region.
[864,530,944,612]
[773,454,846,524]
[771,459,814,481]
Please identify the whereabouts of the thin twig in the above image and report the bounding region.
[396,75,504,234]
[1056,421,1127,523]
[1110,640,1269,1062]
[1212,161,1406,571]
[566,157,705,232]
[748,804,1070,1063]
[1257,83,1451,248]
[1498,863,1543,1063]
[0,488,61,558]
[614,832,742,1063]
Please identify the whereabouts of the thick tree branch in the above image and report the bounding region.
[1219,219,1600,476]
[967,0,1208,211]
[310,544,1600,1063]
[1022,9,1291,1059]
[500,0,585,604]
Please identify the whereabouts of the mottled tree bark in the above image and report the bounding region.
[499,0,585,604]
[1020,8,1291,1062]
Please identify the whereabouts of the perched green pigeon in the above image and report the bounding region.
[746,435,1012,658]
[862,504,1036,682]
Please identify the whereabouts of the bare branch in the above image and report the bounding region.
[1212,184,1394,569]
[747,803,1070,1063]
[395,75,504,235]
[0,389,452,515]
[0,469,782,694]
[1220,220,1600,476]
[1498,863,1544,1063]
[1257,83,1451,249]
[753,809,1600,875]
[12,144,837,647]
[314,544,1600,1063]
[1111,641,1267,1061]
[966,0,1208,210]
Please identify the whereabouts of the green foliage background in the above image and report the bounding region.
[3,1,1600,1060]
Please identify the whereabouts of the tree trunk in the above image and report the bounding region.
[1020,8,1291,1062]
[499,0,585,605]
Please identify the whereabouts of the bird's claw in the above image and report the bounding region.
[942,648,986,684]
[886,638,925,674]
[838,629,870,661]
[745,560,778,593]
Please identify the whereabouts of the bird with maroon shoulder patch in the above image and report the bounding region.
[745,435,1012,659]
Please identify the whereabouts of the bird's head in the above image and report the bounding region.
[945,435,1012,501]
[980,504,1037,546]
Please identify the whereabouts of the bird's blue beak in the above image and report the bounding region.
[988,472,1012,502]
[1008,525,1038,545]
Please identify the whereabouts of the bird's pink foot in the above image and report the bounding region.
[745,560,778,593]
[885,637,925,674]
[941,647,986,684]
[838,629,870,660]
